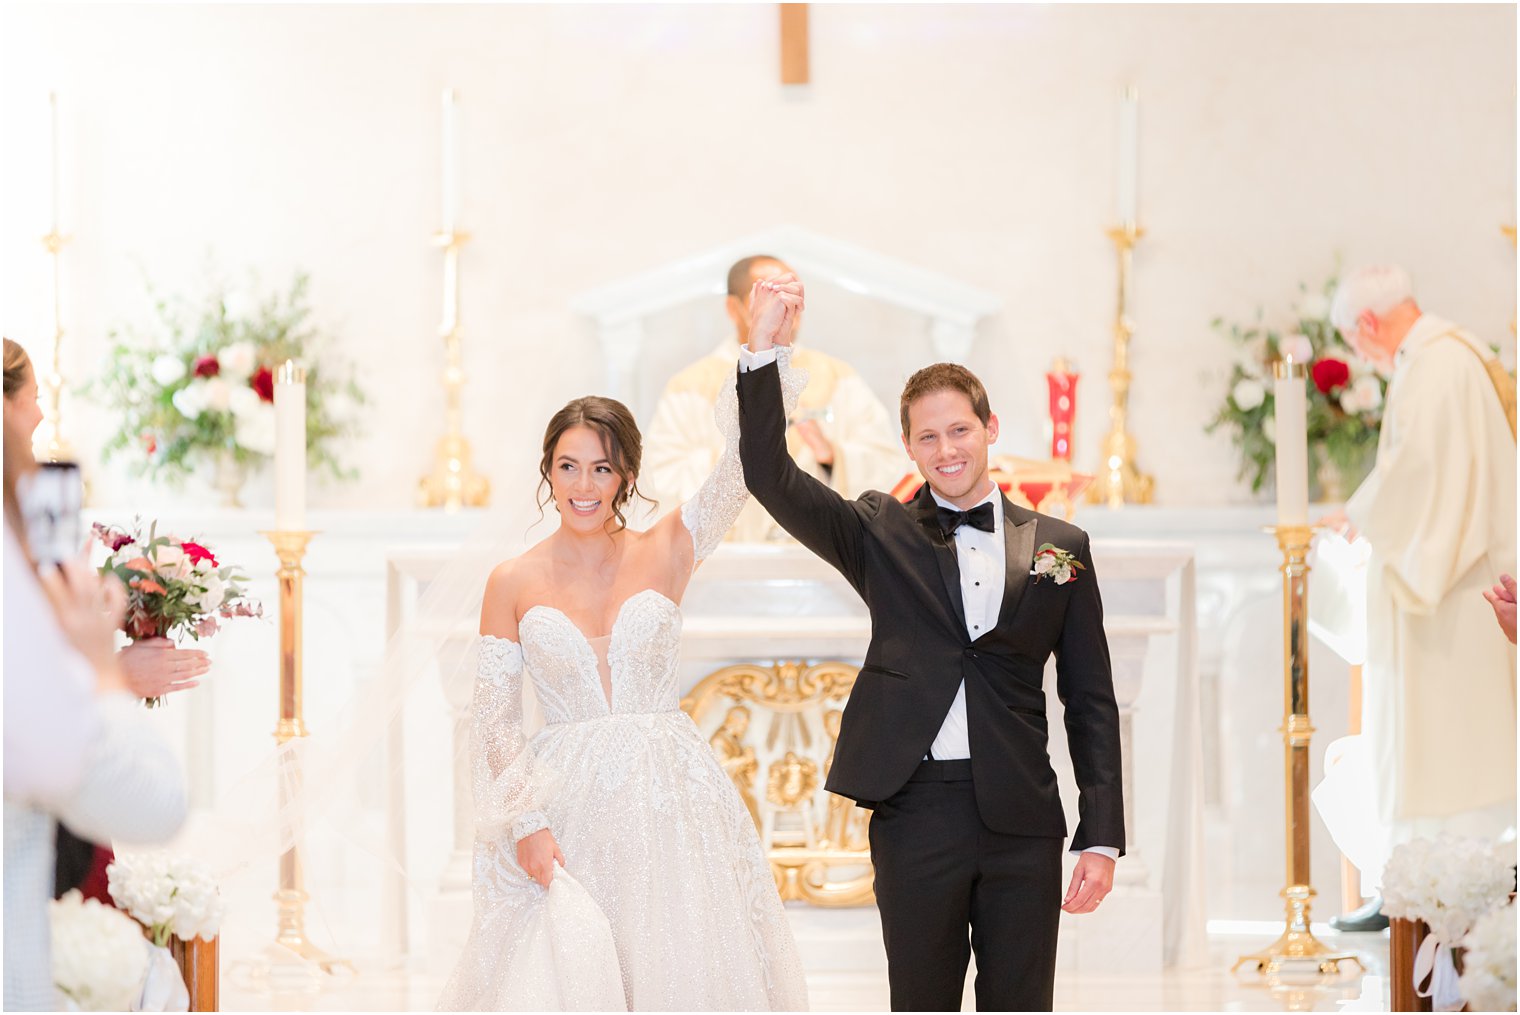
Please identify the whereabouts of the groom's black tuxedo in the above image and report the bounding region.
[737,358,1125,1011]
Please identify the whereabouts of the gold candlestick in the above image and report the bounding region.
[1088,223,1154,507]
[1234,525,1363,977]
[418,229,490,510]
[38,92,74,464]
[257,530,350,975]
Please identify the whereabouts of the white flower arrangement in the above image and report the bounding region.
[50,890,150,1011]
[1383,836,1516,1011]
[107,852,226,946]
[1382,836,1514,944]
[1459,900,1517,1012]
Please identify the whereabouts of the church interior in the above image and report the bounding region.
[2,3,1515,1012]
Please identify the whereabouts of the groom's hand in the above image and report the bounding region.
[1061,852,1115,915]
[747,273,804,353]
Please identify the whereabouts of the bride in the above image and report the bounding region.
[436,279,809,1010]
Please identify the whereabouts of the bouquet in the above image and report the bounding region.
[94,519,263,706]
[51,890,150,1011]
[1459,900,1518,1012]
[91,271,364,484]
[106,852,225,947]
[1206,274,1387,498]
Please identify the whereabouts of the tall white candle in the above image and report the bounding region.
[1273,359,1309,527]
[441,88,458,234]
[49,91,60,235]
[1117,85,1139,226]
[274,360,307,531]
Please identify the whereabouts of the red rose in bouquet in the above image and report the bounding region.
[193,354,220,378]
[181,541,218,568]
[1312,357,1351,394]
[251,366,275,402]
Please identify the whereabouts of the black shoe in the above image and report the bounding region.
[1329,895,1389,932]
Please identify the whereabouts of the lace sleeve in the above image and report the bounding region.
[680,346,807,564]
[472,637,549,843]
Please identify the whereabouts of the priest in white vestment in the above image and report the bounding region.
[643,255,903,542]
[1320,265,1517,892]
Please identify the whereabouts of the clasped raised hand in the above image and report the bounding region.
[747,273,805,352]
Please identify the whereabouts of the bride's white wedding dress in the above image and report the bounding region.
[437,354,809,1012]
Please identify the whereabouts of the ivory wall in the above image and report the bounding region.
[1,3,1513,519]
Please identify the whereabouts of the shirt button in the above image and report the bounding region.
[974,581,980,586]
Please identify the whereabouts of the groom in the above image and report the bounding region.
[736,275,1124,1011]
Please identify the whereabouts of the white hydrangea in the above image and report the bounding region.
[228,384,261,419]
[1382,836,1515,945]
[1460,900,1517,1012]
[107,853,225,944]
[1262,416,1277,445]
[220,341,258,381]
[1232,377,1266,412]
[234,402,278,456]
[171,382,207,420]
[150,355,186,387]
[51,890,150,1011]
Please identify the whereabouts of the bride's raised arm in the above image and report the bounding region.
[670,344,807,568]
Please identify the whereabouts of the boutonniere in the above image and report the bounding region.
[1030,543,1085,585]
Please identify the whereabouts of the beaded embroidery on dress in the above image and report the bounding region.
[437,352,809,1012]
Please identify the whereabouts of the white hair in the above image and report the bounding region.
[1330,265,1415,335]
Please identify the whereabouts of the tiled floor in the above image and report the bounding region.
[222,925,1390,1011]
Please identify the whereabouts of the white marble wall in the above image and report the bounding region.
[1,4,1514,516]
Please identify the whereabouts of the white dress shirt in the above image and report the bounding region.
[740,345,1118,862]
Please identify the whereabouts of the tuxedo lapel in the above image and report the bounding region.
[909,486,968,637]
[993,497,1038,631]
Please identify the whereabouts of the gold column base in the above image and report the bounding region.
[1232,884,1365,976]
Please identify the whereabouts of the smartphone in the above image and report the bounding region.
[19,461,83,567]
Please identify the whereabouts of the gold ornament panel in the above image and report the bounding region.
[682,660,875,907]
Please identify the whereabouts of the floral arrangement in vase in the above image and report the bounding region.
[91,271,364,503]
[50,890,151,1011]
[1206,274,1387,501]
[1382,835,1516,1011]
[106,852,225,947]
[94,519,262,706]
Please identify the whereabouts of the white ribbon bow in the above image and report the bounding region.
[1413,934,1464,1012]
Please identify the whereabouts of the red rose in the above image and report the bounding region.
[142,433,158,456]
[193,355,221,378]
[181,540,219,568]
[251,366,275,402]
[1312,358,1351,394]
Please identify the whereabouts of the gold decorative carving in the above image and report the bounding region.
[683,660,875,907]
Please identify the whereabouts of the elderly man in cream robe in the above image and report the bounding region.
[643,255,902,542]
[1315,264,1517,929]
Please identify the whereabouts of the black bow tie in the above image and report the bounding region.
[936,501,996,538]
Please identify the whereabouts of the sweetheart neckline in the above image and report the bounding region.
[520,587,679,644]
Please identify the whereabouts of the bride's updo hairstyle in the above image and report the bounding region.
[537,395,654,533]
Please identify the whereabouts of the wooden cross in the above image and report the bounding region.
[780,4,809,85]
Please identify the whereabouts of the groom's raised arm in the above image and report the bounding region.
[736,275,874,590]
